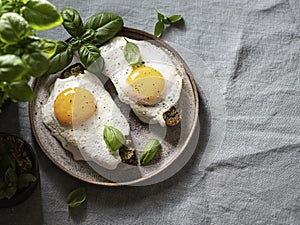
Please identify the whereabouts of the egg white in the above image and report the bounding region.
[42,70,130,170]
[99,37,184,127]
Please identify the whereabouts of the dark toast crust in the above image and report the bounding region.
[60,63,85,79]
[163,106,181,126]
[119,139,138,166]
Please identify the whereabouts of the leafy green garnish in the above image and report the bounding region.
[47,41,73,75]
[26,37,57,58]
[84,12,124,45]
[154,21,164,38]
[6,80,36,102]
[154,7,182,37]
[79,43,101,68]
[140,139,161,165]
[22,51,49,78]
[66,187,86,208]
[80,29,96,43]
[0,0,62,110]
[103,125,125,152]
[21,0,63,31]
[17,173,37,189]
[0,154,16,174]
[0,13,31,44]
[48,8,124,74]
[61,7,84,38]
[0,55,30,82]
[123,38,143,68]
[162,15,182,24]
[0,167,18,199]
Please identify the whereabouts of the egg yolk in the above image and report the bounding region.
[126,65,165,105]
[54,87,96,126]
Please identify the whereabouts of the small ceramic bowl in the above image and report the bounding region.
[0,133,39,208]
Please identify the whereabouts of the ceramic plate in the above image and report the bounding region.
[29,27,199,186]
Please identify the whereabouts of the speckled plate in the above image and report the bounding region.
[29,27,199,186]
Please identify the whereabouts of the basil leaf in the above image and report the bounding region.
[67,187,86,208]
[21,0,63,31]
[78,43,100,68]
[47,41,73,74]
[17,173,37,189]
[37,38,57,58]
[155,7,164,21]
[0,12,31,44]
[163,15,182,24]
[140,139,161,165]
[84,12,123,45]
[61,7,84,38]
[103,125,125,152]
[69,38,81,50]
[4,167,18,186]
[154,21,164,37]
[80,29,96,43]
[22,51,49,77]
[4,186,17,200]
[86,55,104,75]
[153,8,182,37]
[0,154,16,176]
[23,37,57,58]
[4,44,22,55]
[7,80,35,102]
[123,38,142,68]
[0,1,17,16]
[0,55,30,82]
[0,41,5,54]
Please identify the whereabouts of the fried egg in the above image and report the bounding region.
[42,70,130,170]
[99,37,184,127]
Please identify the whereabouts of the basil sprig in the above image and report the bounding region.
[123,38,143,68]
[140,139,161,165]
[154,7,182,37]
[103,125,125,152]
[0,0,61,109]
[66,187,86,208]
[48,7,124,74]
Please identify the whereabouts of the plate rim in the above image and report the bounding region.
[29,26,199,186]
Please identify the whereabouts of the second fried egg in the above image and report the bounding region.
[99,37,184,127]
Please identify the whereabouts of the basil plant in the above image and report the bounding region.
[0,0,62,109]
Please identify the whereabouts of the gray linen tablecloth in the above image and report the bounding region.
[1,0,299,224]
